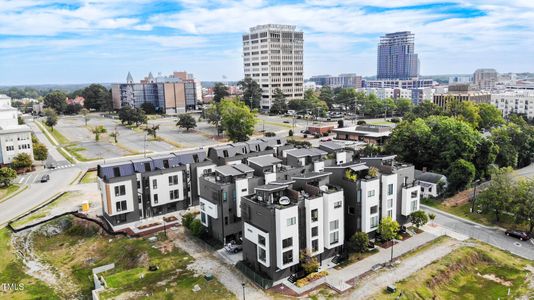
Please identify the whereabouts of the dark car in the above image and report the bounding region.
[505,229,530,241]
[40,174,50,183]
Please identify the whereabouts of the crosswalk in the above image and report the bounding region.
[16,164,76,184]
[53,164,75,169]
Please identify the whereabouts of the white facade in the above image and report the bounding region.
[322,190,344,249]
[0,94,33,165]
[98,178,135,216]
[148,171,185,207]
[358,88,412,100]
[380,174,397,221]
[305,197,324,256]
[235,178,249,218]
[420,182,439,198]
[491,90,534,119]
[243,24,304,109]
[401,185,420,216]
[360,179,381,233]
[200,197,218,226]
[275,205,300,269]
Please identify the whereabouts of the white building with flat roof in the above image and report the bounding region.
[0,95,33,165]
[491,90,534,119]
[242,24,304,110]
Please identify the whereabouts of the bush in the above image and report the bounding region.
[264,132,276,137]
[348,232,369,253]
[390,117,401,123]
[287,139,311,148]
[303,134,308,138]
[295,271,328,287]
[189,219,205,237]
[182,212,195,228]
[410,210,429,228]
[357,120,366,125]
[11,153,32,169]
[322,132,329,137]
[300,250,319,274]
[288,129,293,137]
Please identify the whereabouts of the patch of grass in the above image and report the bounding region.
[57,146,76,163]
[36,121,70,145]
[372,242,533,300]
[79,170,97,184]
[399,235,450,261]
[262,120,293,129]
[11,191,80,228]
[0,184,22,201]
[64,145,100,162]
[367,120,394,126]
[155,136,182,149]
[0,228,58,299]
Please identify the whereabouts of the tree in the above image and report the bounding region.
[334,88,356,111]
[269,88,288,115]
[132,108,147,126]
[446,99,481,128]
[17,116,24,125]
[145,124,160,138]
[478,103,505,130]
[118,106,146,126]
[238,77,262,109]
[182,212,195,228]
[91,125,107,141]
[204,104,222,135]
[428,213,436,225]
[395,98,413,116]
[378,216,399,242]
[81,84,112,111]
[0,167,17,187]
[109,128,119,143]
[477,167,514,222]
[43,108,58,131]
[140,102,157,114]
[189,219,205,237]
[383,98,397,118]
[80,108,90,126]
[288,98,310,111]
[299,250,319,274]
[473,138,499,179]
[219,98,257,142]
[514,179,534,233]
[447,159,476,192]
[319,86,335,109]
[11,153,32,169]
[176,114,197,131]
[385,118,431,168]
[33,143,48,161]
[410,211,429,228]
[65,103,82,115]
[43,90,67,113]
[348,232,369,253]
[409,100,443,119]
[212,82,229,103]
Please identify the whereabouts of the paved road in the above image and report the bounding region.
[0,166,82,227]
[27,120,70,167]
[422,205,534,260]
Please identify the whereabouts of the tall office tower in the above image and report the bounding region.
[242,24,304,110]
[473,68,498,91]
[377,31,420,80]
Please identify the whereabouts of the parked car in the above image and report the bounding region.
[283,120,290,124]
[321,138,332,142]
[505,229,530,241]
[224,241,243,253]
[40,174,50,183]
[47,163,56,169]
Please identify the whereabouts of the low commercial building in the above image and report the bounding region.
[111,71,198,114]
[0,95,33,165]
[332,124,392,145]
[433,84,491,108]
[491,90,534,119]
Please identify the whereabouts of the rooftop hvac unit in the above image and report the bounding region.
[278,196,290,205]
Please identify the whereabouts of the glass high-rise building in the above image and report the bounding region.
[377,31,419,80]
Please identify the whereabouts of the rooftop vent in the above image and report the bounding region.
[278,196,290,205]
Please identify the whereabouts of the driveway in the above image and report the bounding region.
[422,205,534,260]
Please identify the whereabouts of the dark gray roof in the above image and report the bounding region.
[319,141,344,152]
[233,164,254,174]
[286,148,327,158]
[215,164,253,177]
[248,156,282,167]
[292,171,332,180]
[415,170,446,184]
[255,184,288,192]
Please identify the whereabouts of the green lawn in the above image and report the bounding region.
[36,121,70,145]
[29,216,235,299]
[0,184,22,202]
[422,198,527,231]
[79,170,97,184]
[64,145,100,162]
[372,242,533,300]
[0,228,58,299]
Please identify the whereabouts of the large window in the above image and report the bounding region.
[411,200,418,212]
[114,185,126,197]
[387,198,393,209]
[287,217,296,226]
[115,200,127,212]
[388,183,394,195]
[154,194,159,204]
[282,250,293,264]
[311,226,318,237]
[370,205,378,215]
[223,191,228,202]
[329,220,339,231]
[168,175,179,186]
[311,209,318,222]
[312,239,319,252]
[169,189,180,200]
[258,235,266,246]
[368,190,375,197]
[282,237,292,248]
[411,190,418,198]
[258,248,266,262]
[370,215,379,228]
[329,231,339,245]
[152,179,158,189]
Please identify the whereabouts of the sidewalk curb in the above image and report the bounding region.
[421,204,505,231]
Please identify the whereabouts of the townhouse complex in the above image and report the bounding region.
[97,137,421,283]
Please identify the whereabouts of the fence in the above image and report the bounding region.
[236,261,273,289]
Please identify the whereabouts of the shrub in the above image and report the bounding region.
[288,129,293,137]
[348,232,369,253]
[357,120,366,125]
[390,117,401,123]
[182,212,195,228]
[264,131,276,137]
[410,210,429,228]
[322,132,329,137]
[300,250,319,274]
[295,271,328,287]
[189,219,205,237]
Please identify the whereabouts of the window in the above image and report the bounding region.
[224,216,228,225]
[330,220,339,231]
[152,179,158,189]
[411,190,418,198]
[114,185,126,197]
[144,162,151,171]
[168,175,178,186]
[311,226,318,237]
[312,239,319,252]
[287,217,296,226]
[387,199,393,209]
[163,160,169,169]
[258,235,266,246]
[387,210,393,218]
[329,231,339,245]
[311,209,318,222]
[137,181,140,189]
[334,201,342,209]
[388,184,394,195]
[368,190,375,197]
[258,248,266,262]
[411,200,418,212]
[348,207,355,215]
[115,200,127,212]
[282,250,293,264]
[370,215,379,228]
[223,191,228,202]
[113,167,120,177]
[154,194,159,204]
[282,237,292,248]
[169,189,180,200]
[138,195,142,203]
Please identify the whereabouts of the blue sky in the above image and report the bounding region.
[0,0,533,85]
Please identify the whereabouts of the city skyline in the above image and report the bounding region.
[1,0,534,85]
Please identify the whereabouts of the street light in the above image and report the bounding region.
[241,282,246,300]
[471,179,481,213]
